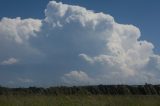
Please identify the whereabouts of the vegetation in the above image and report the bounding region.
[0,84,160,95]
[0,84,160,106]
[0,95,160,106]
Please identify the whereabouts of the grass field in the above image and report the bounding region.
[0,95,160,106]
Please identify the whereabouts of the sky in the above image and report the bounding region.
[0,0,160,87]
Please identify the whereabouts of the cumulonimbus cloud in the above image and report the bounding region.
[0,1,160,86]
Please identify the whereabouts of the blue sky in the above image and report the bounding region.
[0,0,160,87]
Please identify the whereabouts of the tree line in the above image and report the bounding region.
[0,84,160,95]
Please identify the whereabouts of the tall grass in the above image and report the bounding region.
[0,95,160,106]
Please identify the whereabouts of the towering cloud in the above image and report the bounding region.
[0,1,160,86]
[0,17,42,66]
[0,17,41,44]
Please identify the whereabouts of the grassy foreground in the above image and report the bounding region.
[0,95,160,106]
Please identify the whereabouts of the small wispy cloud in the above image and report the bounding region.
[17,78,33,83]
[1,57,19,65]
[62,70,92,85]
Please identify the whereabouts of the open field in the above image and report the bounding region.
[0,95,160,106]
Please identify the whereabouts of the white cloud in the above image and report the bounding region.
[0,17,43,64]
[0,17,42,44]
[79,54,95,64]
[62,70,92,85]
[17,78,33,83]
[45,1,114,29]
[1,57,19,65]
[44,1,160,84]
[0,1,160,86]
